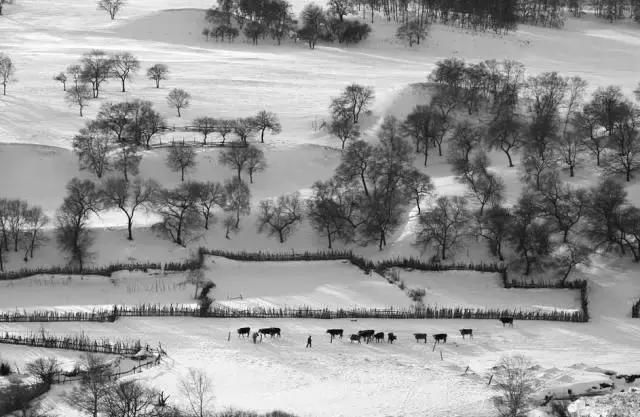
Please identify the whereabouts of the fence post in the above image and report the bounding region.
[488,374,493,385]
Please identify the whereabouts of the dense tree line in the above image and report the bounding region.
[204,0,371,48]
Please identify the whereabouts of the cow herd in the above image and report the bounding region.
[236,318,514,346]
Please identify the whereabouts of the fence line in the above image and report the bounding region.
[0,248,589,322]
[0,331,142,355]
[0,304,585,323]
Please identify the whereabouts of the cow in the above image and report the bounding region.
[358,330,375,344]
[459,329,473,339]
[237,327,251,338]
[258,328,270,337]
[433,333,447,344]
[500,317,514,327]
[350,334,361,343]
[414,333,427,343]
[269,327,281,337]
[387,332,397,344]
[326,329,343,343]
[374,332,385,343]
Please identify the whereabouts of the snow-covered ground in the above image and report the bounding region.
[3,0,640,415]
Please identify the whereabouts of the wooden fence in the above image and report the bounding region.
[0,304,586,322]
[0,331,142,355]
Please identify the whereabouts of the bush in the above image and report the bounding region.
[0,360,11,376]
[407,288,426,302]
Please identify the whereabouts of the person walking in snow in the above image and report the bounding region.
[306,335,312,348]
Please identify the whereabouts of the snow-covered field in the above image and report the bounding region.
[3,0,640,415]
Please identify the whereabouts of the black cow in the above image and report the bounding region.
[433,333,447,344]
[500,317,514,327]
[374,332,385,343]
[387,333,397,344]
[459,329,473,339]
[269,327,281,337]
[414,333,427,343]
[350,334,361,343]
[237,327,251,337]
[358,330,375,344]
[326,329,343,340]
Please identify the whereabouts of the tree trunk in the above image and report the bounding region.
[127,215,134,240]
[441,243,446,260]
[204,212,210,230]
[279,230,284,243]
[327,227,333,249]
[249,170,254,184]
[570,165,574,177]
[261,129,265,143]
[79,104,84,117]
[2,83,5,95]
[121,78,126,93]
[30,231,37,258]
[181,167,185,182]
[237,167,242,180]
[156,79,160,88]
[505,150,514,167]
[177,107,181,117]
[563,229,569,243]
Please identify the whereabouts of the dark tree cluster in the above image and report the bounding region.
[352,0,518,33]
[0,199,48,270]
[72,100,165,181]
[327,84,374,149]
[309,116,433,250]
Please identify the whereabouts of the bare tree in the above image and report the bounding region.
[67,354,112,417]
[56,178,101,271]
[245,146,266,184]
[166,142,197,181]
[147,64,169,88]
[554,242,591,284]
[298,4,328,49]
[477,205,511,261]
[73,125,113,177]
[253,110,281,143]
[224,178,251,229]
[257,192,303,243]
[179,368,215,417]
[556,130,585,177]
[339,84,375,123]
[327,0,355,21]
[100,177,159,240]
[193,117,217,144]
[102,381,157,417]
[603,101,640,182]
[111,52,139,92]
[416,196,469,260]
[5,199,27,252]
[487,110,524,167]
[194,181,225,230]
[218,144,251,180]
[232,118,255,144]
[508,193,552,275]
[54,72,67,91]
[539,174,588,243]
[155,182,201,246]
[0,53,15,95]
[21,206,48,261]
[97,0,125,20]
[66,83,93,116]
[403,168,433,214]
[67,64,82,89]
[26,357,60,385]
[167,88,191,117]
[214,119,234,144]
[80,50,113,98]
[307,179,360,249]
[401,105,436,166]
[396,20,429,46]
[329,113,360,150]
[562,76,588,136]
[574,105,605,166]
[493,355,536,417]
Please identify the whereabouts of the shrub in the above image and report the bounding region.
[407,288,426,303]
[0,360,11,376]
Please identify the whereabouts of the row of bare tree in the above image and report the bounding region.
[0,199,47,271]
